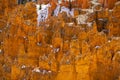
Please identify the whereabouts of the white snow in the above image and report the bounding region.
[67,22,74,26]
[21,65,26,69]
[90,1,100,6]
[87,22,93,27]
[77,14,88,24]
[76,0,102,25]
[58,0,62,4]
[60,6,74,17]
[87,9,94,14]
[54,4,74,17]
[54,4,61,16]
[53,48,60,53]
[37,42,42,46]
[109,9,113,12]
[95,45,101,49]
[56,48,60,52]
[36,3,51,26]
[32,67,41,73]
[42,70,47,75]
[36,4,40,14]
[48,70,52,73]
[36,2,76,26]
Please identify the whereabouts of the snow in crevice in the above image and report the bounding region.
[32,67,41,73]
[60,6,74,17]
[53,48,60,53]
[54,4,61,16]
[36,2,75,26]
[32,67,52,74]
[95,45,101,49]
[36,0,103,26]
[90,0,100,6]
[76,0,102,26]
[36,3,51,26]
[77,14,88,24]
[21,65,26,69]
[53,3,74,17]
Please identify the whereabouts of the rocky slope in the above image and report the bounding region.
[0,1,120,80]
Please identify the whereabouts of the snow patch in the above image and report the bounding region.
[32,67,41,73]
[36,3,51,26]
[21,65,26,69]
[54,4,61,16]
[60,6,74,17]
[95,45,101,49]
[77,14,88,24]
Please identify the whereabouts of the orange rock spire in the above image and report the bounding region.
[98,0,118,9]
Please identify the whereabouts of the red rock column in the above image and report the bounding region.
[81,0,89,9]
[107,0,117,9]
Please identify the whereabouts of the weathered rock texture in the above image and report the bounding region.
[0,1,120,80]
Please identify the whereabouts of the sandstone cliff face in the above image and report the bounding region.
[0,1,120,80]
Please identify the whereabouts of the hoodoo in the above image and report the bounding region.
[0,0,120,80]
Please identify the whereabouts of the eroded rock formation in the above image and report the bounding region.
[0,0,120,80]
